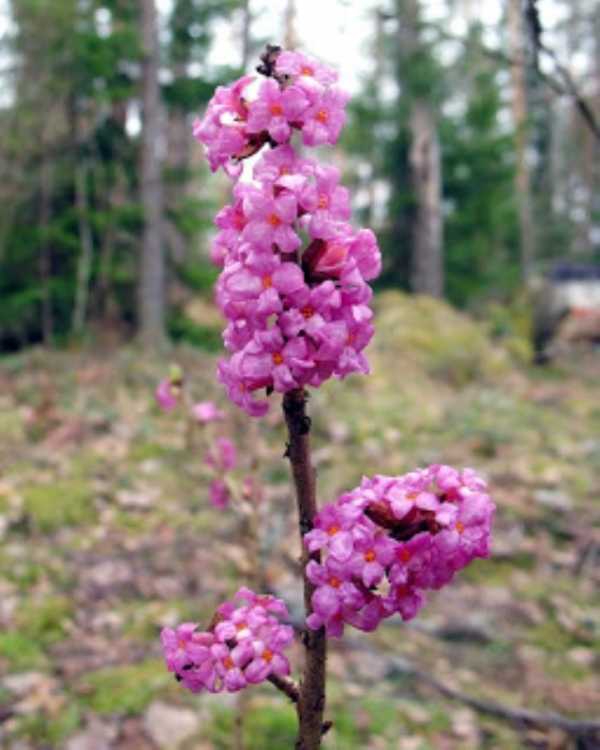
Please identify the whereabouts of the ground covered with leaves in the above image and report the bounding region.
[1,292,599,749]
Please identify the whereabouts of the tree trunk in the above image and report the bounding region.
[72,158,94,335]
[241,0,252,69]
[283,0,297,50]
[138,0,165,347]
[38,156,53,345]
[409,100,444,297]
[398,0,444,297]
[508,0,535,281]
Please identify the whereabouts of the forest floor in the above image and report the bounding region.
[1,292,599,750]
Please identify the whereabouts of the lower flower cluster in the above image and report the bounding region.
[305,465,495,637]
[161,588,294,693]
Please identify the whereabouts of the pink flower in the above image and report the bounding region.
[242,190,300,253]
[253,144,314,191]
[205,437,237,472]
[238,329,313,393]
[299,165,351,239]
[209,479,230,509]
[192,401,225,423]
[217,358,269,418]
[275,51,338,88]
[155,378,180,411]
[302,237,350,280]
[301,88,349,146]
[247,79,309,143]
[193,75,256,174]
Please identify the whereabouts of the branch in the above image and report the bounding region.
[268,673,300,704]
[383,656,600,740]
[426,21,600,145]
[283,389,327,750]
[525,0,600,143]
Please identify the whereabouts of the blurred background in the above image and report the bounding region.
[0,1,599,749]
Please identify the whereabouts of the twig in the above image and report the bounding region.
[525,0,600,144]
[424,19,600,145]
[388,657,600,739]
[268,673,301,704]
[283,389,327,750]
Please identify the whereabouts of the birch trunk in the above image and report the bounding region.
[508,0,535,280]
[409,100,444,297]
[138,0,165,347]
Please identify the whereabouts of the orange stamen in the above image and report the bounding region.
[301,306,314,319]
[263,649,273,663]
[317,194,329,209]
[399,548,411,563]
[270,103,284,116]
[328,576,341,589]
[327,525,339,536]
[268,213,281,227]
[223,656,234,669]
[262,275,273,289]
[456,521,465,534]
[364,550,376,562]
[315,109,329,124]
[301,66,314,76]
[272,352,284,365]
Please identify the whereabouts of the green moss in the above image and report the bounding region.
[527,621,587,654]
[0,631,47,671]
[375,291,512,387]
[23,479,96,532]
[209,704,298,750]
[13,704,81,746]
[79,660,169,715]
[16,596,73,646]
[128,441,167,462]
[462,553,534,585]
[0,410,25,443]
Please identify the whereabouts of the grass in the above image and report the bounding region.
[0,631,47,671]
[23,478,96,532]
[78,660,170,716]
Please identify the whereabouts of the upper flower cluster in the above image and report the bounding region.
[193,49,381,416]
[193,50,348,178]
[161,587,293,693]
[304,465,495,637]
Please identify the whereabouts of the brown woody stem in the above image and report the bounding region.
[268,674,301,704]
[283,389,327,750]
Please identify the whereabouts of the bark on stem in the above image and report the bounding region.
[283,389,327,750]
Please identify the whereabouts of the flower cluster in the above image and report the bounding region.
[193,50,347,177]
[304,465,495,637]
[161,588,294,694]
[193,49,381,415]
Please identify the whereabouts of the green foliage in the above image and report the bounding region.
[15,596,73,646]
[168,311,223,351]
[23,479,96,532]
[0,0,239,350]
[0,631,47,671]
[13,705,81,746]
[210,704,298,749]
[78,661,169,715]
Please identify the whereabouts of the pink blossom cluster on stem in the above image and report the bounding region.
[161,588,293,693]
[304,465,496,637]
[193,48,381,416]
